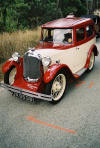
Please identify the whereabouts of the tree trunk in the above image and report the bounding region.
[3,8,7,31]
[57,0,62,9]
[57,0,63,17]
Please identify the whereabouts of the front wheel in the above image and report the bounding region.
[45,72,67,103]
[87,52,95,71]
[4,66,16,85]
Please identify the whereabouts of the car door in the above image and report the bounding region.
[74,26,87,72]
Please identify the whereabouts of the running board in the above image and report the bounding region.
[0,83,52,102]
[75,68,87,76]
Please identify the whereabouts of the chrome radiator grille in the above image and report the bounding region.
[23,52,42,81]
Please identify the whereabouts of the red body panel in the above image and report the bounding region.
[13,78,44,93]
[85,44,99,68]
[36,33,95,51]
[2,59,18,74]
[2,58,44,93]
[2,16,99,95]
[44,64,73,83]
[13,58,44,92]
[36,20,95,51]
[36,41,75,50]
[42,17,93,28]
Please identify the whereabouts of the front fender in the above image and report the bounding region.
[44,64,72,83]
[2,58,18,74]
[85,44,99,68]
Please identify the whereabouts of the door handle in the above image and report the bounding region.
[76,47,79,50]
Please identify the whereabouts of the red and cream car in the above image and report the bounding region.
[0,15,99,103]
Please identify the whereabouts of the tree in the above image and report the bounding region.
[61,0,87,17]
[26,0,62,27]
[0,0,16,31]
[0,0,30,32]
[0,0,87,32]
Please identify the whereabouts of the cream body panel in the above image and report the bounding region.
[75,37,96,71]
[35,37,96,73]
[35,48,77,73]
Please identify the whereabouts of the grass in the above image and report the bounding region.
[0,63,4,82]
[0,27,41,81]
[0,27,40,61]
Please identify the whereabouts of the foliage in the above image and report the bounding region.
[61,0,87,16]
[0,0,87,32]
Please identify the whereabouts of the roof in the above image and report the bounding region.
[81,14,100,19]
[81,14,100,22]
[42,16,93,28]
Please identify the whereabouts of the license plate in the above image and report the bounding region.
[11,92,34,102]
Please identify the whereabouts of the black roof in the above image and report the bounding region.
[81,14,100,23]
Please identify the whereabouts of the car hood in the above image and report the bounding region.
[34,48,63,58]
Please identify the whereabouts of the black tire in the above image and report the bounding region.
[45,71,67,103]
[96,32,100,38]
[87,52,95,72]
[4,66,16,85]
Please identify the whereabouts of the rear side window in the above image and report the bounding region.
[86,25,93,37]
[76,28,85,42]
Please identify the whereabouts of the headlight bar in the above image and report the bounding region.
[12,52,20,62]
[42,56,51,67]
[0,83,52,101]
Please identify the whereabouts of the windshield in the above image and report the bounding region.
[42,28,73,45]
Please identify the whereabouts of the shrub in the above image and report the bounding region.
[0,27,40,62]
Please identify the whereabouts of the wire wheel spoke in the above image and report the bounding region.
[89,52,94,70]
[52,90,59,98]
[51,73,66,101]
[9,68,16,85]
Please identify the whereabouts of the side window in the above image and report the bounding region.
[86,25,93,37]
[43,29,54,41]
[76,28,85,42]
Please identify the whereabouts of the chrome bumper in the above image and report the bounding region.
[0,83,52,101]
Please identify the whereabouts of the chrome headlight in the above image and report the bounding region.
[12,52,20,62]
[42,57,51,67]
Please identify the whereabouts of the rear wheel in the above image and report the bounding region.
[87,52,95,71]
[45,72,67,103]
[4,66,16,85]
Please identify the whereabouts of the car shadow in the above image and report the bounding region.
[64,65,97,100]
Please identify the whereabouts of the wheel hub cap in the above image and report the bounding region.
[51,74,66,101]
[52,81,62,92]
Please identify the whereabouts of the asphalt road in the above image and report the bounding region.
[0,38,100,148]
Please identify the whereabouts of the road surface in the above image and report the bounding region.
[0,38,100,148]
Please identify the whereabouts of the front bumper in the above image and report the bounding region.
[0,83,52,102]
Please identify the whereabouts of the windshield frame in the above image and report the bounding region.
[41,28,73,45]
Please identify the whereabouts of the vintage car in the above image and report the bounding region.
[0,15,99,103]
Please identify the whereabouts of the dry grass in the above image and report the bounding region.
[0,27,41,61]
[0,63,4,81]
[0,27,41,81]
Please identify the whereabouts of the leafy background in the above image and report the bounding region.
[0,0,87,32]
[0,0,96,80]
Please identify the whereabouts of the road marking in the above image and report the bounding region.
[89,81,93,88]
[75,80,86,87]
[27,116,77,134]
